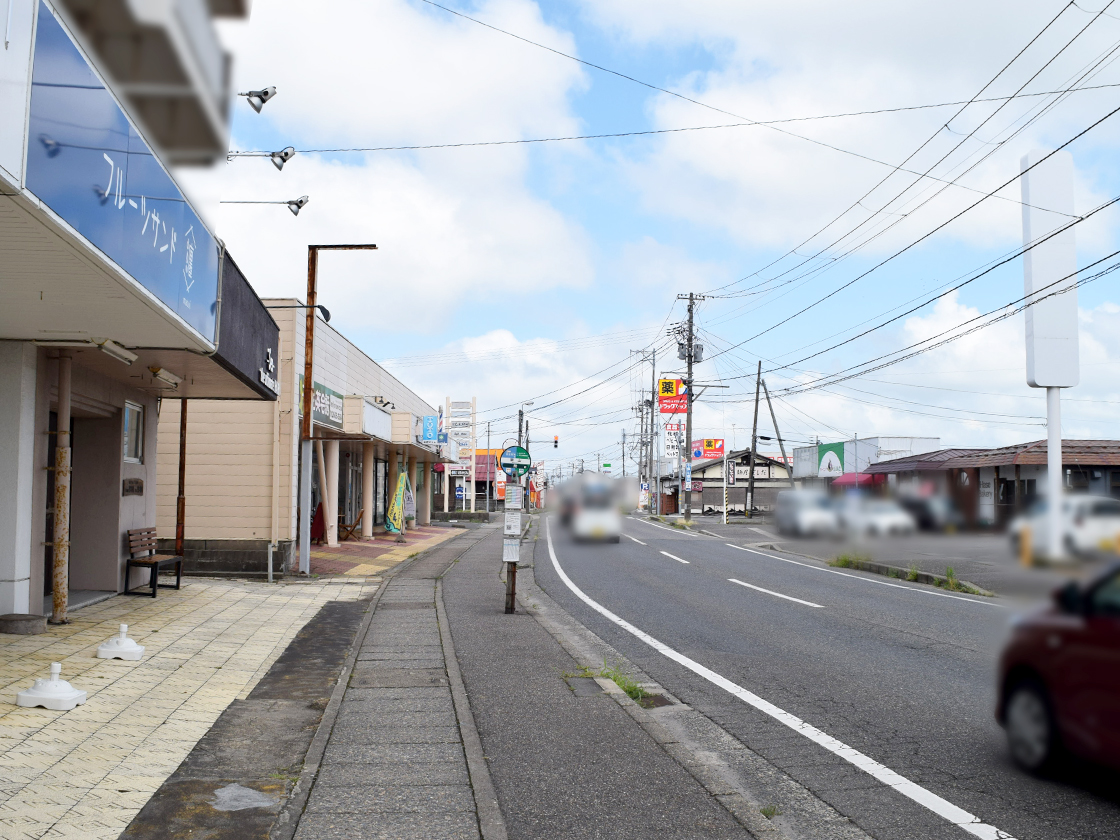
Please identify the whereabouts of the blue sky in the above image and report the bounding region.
[176,0,1120,469]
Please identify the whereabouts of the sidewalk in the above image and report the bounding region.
[309,524,462,577]
[0,577,378,839]
[441,527,754,839]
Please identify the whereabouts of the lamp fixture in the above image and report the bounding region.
[97,339,137,366]
[218,195,310,216]
[271,146,296,170]
[238,86,277,113]
[149,366,182,389]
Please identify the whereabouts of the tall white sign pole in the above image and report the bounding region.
[1021,149,1079,560]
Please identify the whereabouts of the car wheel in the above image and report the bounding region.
[1005,679,1058,773]
[610,536,620,543]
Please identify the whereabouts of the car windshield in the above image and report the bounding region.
[1091,571,1120,617]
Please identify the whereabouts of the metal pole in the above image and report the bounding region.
[470,397,477,514]
[684,293,695,522]
[487,421,492,513]
[1047,387,1063,559]
[762,379,794,488]
[651,349,660,516]
[746,360,762,519]
[50,352,71,624]
[176,399,187,556]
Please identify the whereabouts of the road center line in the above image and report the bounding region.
[728,578,823,608]
[725,544,1004,608]
[625,535,647,545]
[659,551,689,564]
[545,518,1014,840]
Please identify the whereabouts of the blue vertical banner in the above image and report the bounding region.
[24,2,220,342]
[422,415,438,443]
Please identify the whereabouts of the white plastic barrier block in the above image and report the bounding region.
[17,663,86,710]
[97,624,144,661]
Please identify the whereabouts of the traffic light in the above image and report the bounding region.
[553,435,558,449]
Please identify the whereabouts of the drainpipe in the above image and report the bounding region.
[50,352,71,624]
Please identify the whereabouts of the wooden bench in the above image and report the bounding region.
[125,527,183,597]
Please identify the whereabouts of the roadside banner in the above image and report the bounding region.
[818,442,844,477]
[385,471,409,533]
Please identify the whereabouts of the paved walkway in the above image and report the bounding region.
[310,525,462,577]
[0,578,377,840]
[295,530,491,840]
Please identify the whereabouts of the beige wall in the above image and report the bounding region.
[156,398,280,542]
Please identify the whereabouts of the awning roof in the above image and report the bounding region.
[831,472,885,487]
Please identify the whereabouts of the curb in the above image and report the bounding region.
[270,529,474,840]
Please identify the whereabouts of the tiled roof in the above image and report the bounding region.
[864,448,986,474]
[942,440,1120,469]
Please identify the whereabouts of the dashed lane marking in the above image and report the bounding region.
[660,551,689,564]
[625,534,647,545]
[724,544,1003,608]
[546,517,1015,840]
[728,578,824,608]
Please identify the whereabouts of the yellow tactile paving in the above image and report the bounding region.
[0,577,378,840]
[341,527,461,576]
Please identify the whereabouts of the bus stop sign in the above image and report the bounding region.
[500,446,531,478]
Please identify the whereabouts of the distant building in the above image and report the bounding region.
[792,437,940,489]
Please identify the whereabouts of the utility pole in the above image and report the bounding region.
[762,379,794,489]
[486,421,492,512]
[518,408,524,448]
[677,292,706,522]
[621,430,626,478]
[746,360,762,519]
[649,348,658,515]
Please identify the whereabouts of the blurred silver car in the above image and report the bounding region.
[1009,495,1120,556]
[775,490,840,537]
[838,498,916,537]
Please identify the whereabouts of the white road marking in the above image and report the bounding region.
[660,551,689,564]
[625,534,647,545]
[630,517,702,537]
[725,544,1004,608]
[750,526,778,538]
[728,578,824,608]
[545,518,1015,840]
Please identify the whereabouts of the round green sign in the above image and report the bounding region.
[500,446,531,477]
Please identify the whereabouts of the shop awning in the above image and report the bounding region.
[830,472,885,487]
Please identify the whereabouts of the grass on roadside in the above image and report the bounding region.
[760,804,782,819]
[828,553,872,570]
[599,661,648,703]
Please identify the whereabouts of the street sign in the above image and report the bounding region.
[693,481,704,492]
[684,463,692,492]
[455,486,465,499]
[602,462,612,470]
[640,482,648,491]
[500,446,531,477]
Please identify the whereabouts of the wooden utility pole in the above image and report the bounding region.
[684,293,696,521]
[746,361,762,519]
[762,379,794,488]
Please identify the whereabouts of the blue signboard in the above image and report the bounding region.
[422,415,438,443]
[25,2,220,342]
[455,486,465,500]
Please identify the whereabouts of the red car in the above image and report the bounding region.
[997,563,1120,772]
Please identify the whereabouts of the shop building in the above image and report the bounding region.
[156,302,455,575]
[792,437,940,488]
[659,450,790,515]
[0,0,273,618]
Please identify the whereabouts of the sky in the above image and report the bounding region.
[174,0,1120,475]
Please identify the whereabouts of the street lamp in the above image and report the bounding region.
[227,146,297,171]
[220,196,310,216]
[298,244,378,575]
[265,303,331,322]
[238,86,277,113]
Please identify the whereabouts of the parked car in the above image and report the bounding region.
[997,563,1120,773]
[775,490,840,537]
[898,495,964,532]
[569,474,622,542]
[1009,495,1120,556]
[837,498,916,536]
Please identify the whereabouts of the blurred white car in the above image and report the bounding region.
[839,498,916,537]
[1009,495,1120,555]
[775,490,840,537]
[570,474,622,542]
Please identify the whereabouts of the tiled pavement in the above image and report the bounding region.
[294,535,490,840]
[0,578,378,840]
[310,525,462,577]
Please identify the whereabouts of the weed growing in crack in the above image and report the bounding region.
[760,805,782,820]
[599,661,648,703]
[829,553,870,570]
[906,565,919,582]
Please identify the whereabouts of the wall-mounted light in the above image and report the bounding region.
[219,195,310,216]
[97,339,137,366]
[238,86,277,113]
[264,303,330,322]
[149,366,182,389]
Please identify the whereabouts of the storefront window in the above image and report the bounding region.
[123,402,144,463]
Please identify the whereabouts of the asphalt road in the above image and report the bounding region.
[533,515,1120,840]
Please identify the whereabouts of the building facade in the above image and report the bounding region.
[793,437,940,487]
[156,301,453,574]
[1,0,273,617]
